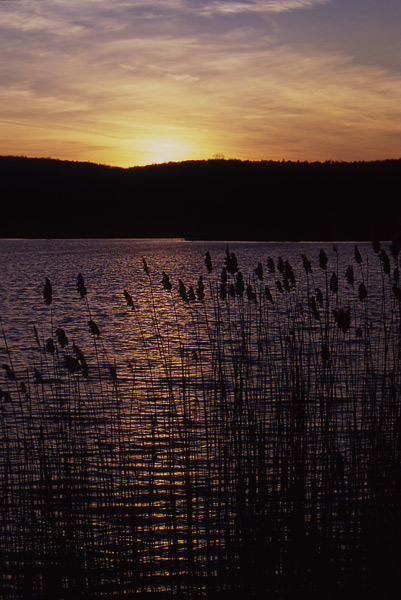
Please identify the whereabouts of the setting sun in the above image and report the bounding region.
[137,137,195,166]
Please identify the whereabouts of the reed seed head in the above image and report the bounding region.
[392,284,401,302]
[178,279,189,302]
[46,338,55,355]
[33,324,40,347]
[319,249,328,270]
[246,284,257,302]
[88,319,100,336]
[65,355,81,374]
[73,344,89,377]
[77,273,87,298]
[196,276,205,301]
[124,290,134,307]
[2,364,16,380]
[204,251,213,273]
[56,327,69,348]
[309,296,320,321]
[265,285,273,302]
[235,272,244,296]
[380,249,391,274]
[3,391,11,403]
[225,248,238,275]
[254,262,263,281]
[301,254,312,273]
[358,282,368,301]
[188,286,196,302]
[267,256,275,273]
[390,240,400,261]
[345,265,354,286]
[34,368,43,384]
[333,307,351,333]
[43,277,53,305]
[284,261,296,288]
[162,272,172,291]
[372,239,381,254]
[354,245,362,265]
[142,257,150,276]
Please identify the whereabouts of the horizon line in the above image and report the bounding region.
[1,153,401,171]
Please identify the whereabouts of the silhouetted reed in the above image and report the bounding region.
[1,242,401,598]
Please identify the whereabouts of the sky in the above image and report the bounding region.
[0,0,400,167]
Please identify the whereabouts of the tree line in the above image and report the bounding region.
[1,155,400,240]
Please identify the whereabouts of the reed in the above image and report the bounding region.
[1,242,401,598]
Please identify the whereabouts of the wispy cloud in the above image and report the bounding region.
[189,0,330,16]
[0,0,330,21]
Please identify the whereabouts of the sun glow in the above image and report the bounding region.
[138,137,195,166]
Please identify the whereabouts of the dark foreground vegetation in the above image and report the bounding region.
[1,242,401,598]
[1,155,400,240]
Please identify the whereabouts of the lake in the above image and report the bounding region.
[1,238,401,599]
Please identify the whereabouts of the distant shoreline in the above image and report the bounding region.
[2,236,394,243]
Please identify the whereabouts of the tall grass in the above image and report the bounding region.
[1,242,401,598]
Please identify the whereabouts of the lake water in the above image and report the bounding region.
[1,238,401,599]
[0,237,388,359]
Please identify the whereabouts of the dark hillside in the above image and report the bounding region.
[1,156,400,240]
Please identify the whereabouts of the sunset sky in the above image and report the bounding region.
[1,0,400,167]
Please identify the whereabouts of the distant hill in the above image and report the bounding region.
[1,155,400,241]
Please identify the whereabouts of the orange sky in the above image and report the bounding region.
[1,0,400,167]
